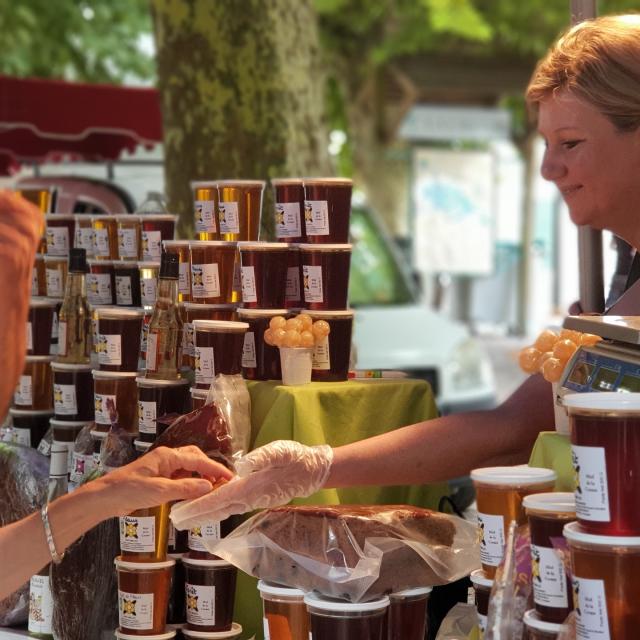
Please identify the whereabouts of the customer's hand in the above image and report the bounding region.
[98,445,234,517]
[170,440,333,529]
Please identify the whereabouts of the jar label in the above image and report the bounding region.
[95,393,117,424]
[304,200,330,236]
[46,266,64,297]
[87,273,113,305]
[118,227,139,258]
[240,266,257,303]
[286,266,301,301]
[97,334,122,366]
[195,346,215,385]
[574,577,610,640]
[31,267,39,296]
[14,427,31,447]
[138,400,157,434]
[38,437,51,456]
[186,583,216,626]
[119,515,157,552]
[50,441,71,476]
[26,321,33,351]
[115,275,133,305]
[46,225,69,256]
[77,227,94,253]
[54,383,78,415]
[477,512,505,567]
[188,521,221,551]
[57,320,68,357]
[142,230,162,261]
[14,375,33,406]
[312,336,331,370]
[218,201,240,234]
[146,332,158,372]
[191,263,221,299]
[179,261,190,295]
[195,200,217,233]
[28,574,53,634]
[302,265,323,303]
[242,331,257,368]
[263,617,271,640]
[93,227,111,257]
[531,544,569,609]
[275,202,302,238]
[118,591,154,630]
[70,452,95,484]
[572,445,611,522]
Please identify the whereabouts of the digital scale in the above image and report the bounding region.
[560,316,640,397]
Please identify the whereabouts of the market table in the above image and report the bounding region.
[234,378,448,639]
[528,431,573,491]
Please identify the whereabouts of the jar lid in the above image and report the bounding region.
[167,552,185,561]
[114,556,176,570]
[522,492,576,514]
[183,302,236,311]
[182,557,233,568]
[113,261,139,269]
[303,177,353,186]
[257,580,305,598]
[74,214,94,221]
[45,213,75,221]
[470,466,556,487]
[9,408,54,417]
[271,177,304,186]
[237,308,288,318]
[192,320,249,332]
[237,241,289,251]
[218,179,265,188]
[92,214,120,221]
[25,355,55,363]
[469,569,494,589]
[298,243,353,251]
[51,362,93,372]
[43,255,67,263]
[138,214,178,221]
[390,586,433,598]
[136,376,189,388]
[162,240,190,248]
[50,418,92,428]
[190,388,209,398]
[564,391,640,415]
[301,309,354,319]
[29,297,58,308]
[180,623,243,639]
[523,609,562,633]
[303,593,390,613]
[88,259,114,267]
[563,521,640,547]
[190,180,218,189]
[92,369,139,380]
[137,261,161,269]
[116,631,176,640]
[188,240,237,248]
[134,439,153,452]
[116,215,141,222]
[96,307,145,319]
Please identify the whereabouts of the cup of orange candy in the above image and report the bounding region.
[518,328,601,435]
[263,313,330,385]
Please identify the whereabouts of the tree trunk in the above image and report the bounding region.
[150,0,332,238]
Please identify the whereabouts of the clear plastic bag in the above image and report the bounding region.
[435,602,479,639]
[205,504,480,602]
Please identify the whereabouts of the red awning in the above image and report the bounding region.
[0,75,163,175]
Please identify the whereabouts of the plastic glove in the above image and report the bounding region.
[170,440,333,530]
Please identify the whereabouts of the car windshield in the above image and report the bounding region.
[349,206,416,306]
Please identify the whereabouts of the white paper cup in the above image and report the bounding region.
[279,347,313,385]
[552,381,569,436]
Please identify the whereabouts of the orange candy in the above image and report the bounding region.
[542,357,565,383]
[534,330,559,353]
[553,339,578,361]
[519,347,543,374]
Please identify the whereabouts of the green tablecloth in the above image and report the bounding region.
[528,431,574,492]
[234,378,446,639]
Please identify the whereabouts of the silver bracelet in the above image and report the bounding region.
[41,505,65,564]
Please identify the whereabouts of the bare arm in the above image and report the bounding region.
[328,373,553,487]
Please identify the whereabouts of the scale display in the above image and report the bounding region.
[562,348,640,393]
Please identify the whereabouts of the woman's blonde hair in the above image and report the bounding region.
[526,14,640,131]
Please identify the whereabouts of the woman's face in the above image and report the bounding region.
[538,91,640,243]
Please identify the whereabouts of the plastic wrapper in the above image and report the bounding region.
[69,425,95,488]
[100,425,136,472]
[0,443,48,625]
[36,424,53,457]
[206,504,480,602]
[435,603,479,639]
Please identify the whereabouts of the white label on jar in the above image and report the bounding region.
[14,427,31,446]
[263,617,271,640]
[312,336,331,370]
[286,266,300,301]
[141,277,157,305]
[77,227,94,252]
[195,200,217,233]
[52,310,59,340]
[70,452,95,484]
[146,332,158,372]
[302,265,323,303]
[179,261,190,295]
[191,263,221,299]
[46,266,64,297]
[31,267,39,295]
[115,275,133,305]
[95,393,117,424]
[477,613,487,638]
[118,591,154,630]
[477,512,505,567]
[54,383,78,415]
[142,230,162,261]
[188,521,221,551]
[46,225,69,256]
[240,266,257,303]
[242,331,257,368]
[118,227,138,258]
[37,437,51,456]
[186,583,216,626]
[275,202,302,238]
[572,445,611,522]
[26,321,33,351]
[531,544,569,609]
[97,334,122,366]
[218,201,240,234]
[87,273,113,305]
[304,200,330,236]
[195,346,215,385]
[138,400,157,434]
[574,577,610,640]
[14,375,33,406]
[119,515,156,552]
[57,320,68,357]
[28,574,53,634]
[93,227,111,257]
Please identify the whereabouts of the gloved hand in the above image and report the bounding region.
[169,440,334,530]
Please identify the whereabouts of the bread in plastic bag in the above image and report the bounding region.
[205,504,480,602]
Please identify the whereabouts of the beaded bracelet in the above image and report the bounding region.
[41,505,65,564]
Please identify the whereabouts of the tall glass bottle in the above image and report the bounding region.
[57,248,90,363]
[146,252,182,379]
[28,442,69,638]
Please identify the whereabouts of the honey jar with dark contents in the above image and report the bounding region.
[305,309,354,382]
[470,569,492,639]
[45,214,75,256]
[74,215,94,258]
[237,308,288,380]
[163,240,192,302]
[140,215,177,262]
[182,303,236,370]
[117,215,142,260]
[238,242,289,309]
[96,307,144,371]
[44,255,68,298]
[272,178,307,243]
[385,587,432,640]
[92,215,120,260]
[9,409,53,449]
[189,241,237,304]
[15,356,53,410]
[51,362,94,421]
[87,260,116,305]
[92,370,138,433]
[258,581,309,640]
[192,180,220,240]
[32,254,46,296]
[28,298,57,356]
[136,377,190,443]
[299,244,352,311]
[523,609,561,640]
[114,262,143,307]
[303,177,352,244]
